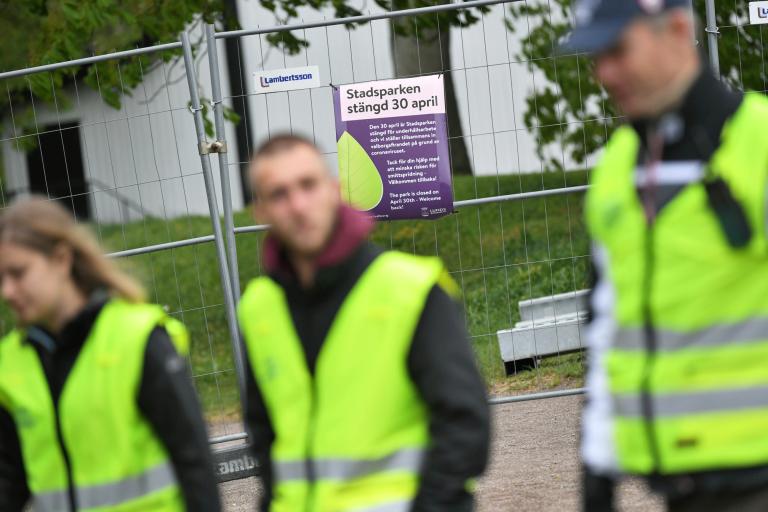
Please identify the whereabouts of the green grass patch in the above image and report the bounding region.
[0,170,591,421]
[490,353,585,396]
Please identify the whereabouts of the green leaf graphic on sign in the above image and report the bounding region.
[338,131,384,211]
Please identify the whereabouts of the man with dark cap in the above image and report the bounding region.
[562,1,768,511]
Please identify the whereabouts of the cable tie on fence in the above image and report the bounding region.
[329,82,338,90]
[704,26,720,36]
[210,99,224,106]
[188,105,204,114]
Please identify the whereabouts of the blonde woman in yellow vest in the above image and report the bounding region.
[239,134,491,512]
[0,197,220,511]
[562,0,768,511]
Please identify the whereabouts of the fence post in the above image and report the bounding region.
[180,31,247,403]
[704,0,720,77]
[206,23,242,303]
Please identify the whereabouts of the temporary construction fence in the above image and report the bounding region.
[0,0,743,458]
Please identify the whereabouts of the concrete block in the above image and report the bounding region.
[498,313,588,364]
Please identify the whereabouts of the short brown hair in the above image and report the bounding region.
[251,134,318,161]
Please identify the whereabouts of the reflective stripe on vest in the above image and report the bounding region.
[614,317,768,351]
[350,499,412,512]
[634,160,705,186]
[34,462,176,511]
[274,448,425,483]
[613,386,768,418]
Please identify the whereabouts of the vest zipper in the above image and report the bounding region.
[53,394,77,510]
[29,331,78,511]
[640,225,661,473]
[305,378,318,512]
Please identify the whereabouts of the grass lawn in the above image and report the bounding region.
[0,170,590,421]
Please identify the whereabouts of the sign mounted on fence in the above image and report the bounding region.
[253,65,320,94]
[750,1,768,24]
[332,74,453,221]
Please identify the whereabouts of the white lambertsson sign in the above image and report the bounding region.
[750,1,768,25]
[253,65,320,94]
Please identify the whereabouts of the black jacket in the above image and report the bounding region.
[244,242,491,512]
[0,295,221,512]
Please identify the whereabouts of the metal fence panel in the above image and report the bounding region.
[0,25,246,440]
[211,0,594,409]
[711,0,768,96]
[0,0,747,451]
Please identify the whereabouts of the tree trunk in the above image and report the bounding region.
[224,0,254,203]
[391,9,473,175]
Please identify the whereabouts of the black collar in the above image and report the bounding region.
[27,291,109,352]
[270,242,382,300]
[631,67,743,159]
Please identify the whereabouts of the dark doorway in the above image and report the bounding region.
[26,122,90,220]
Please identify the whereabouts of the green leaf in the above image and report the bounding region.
[223,107,241,125]
[337,131,383,211]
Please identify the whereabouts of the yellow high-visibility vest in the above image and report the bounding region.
[0,300,189,511]
[239,251,458,512]
[586,94,768,474]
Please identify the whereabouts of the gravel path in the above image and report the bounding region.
[220,478,261,512]
[218,395,663,511]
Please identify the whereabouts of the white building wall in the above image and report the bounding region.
[2,140,27,194]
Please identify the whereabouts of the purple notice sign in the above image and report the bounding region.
[333,75,453,220]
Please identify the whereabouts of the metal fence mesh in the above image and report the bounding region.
[716,0,768,96]
[224,1,594,402]
[0,35,245,435]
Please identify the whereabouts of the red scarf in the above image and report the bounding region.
[262,205,374,275]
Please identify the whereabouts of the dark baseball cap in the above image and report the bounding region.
[559,0,692,55]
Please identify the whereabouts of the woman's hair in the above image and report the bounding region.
[0,196,145,302]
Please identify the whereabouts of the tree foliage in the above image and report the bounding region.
[0,0,489,140]
[0,0,225,133]
[508,0,768,171]
[257,0,488,55]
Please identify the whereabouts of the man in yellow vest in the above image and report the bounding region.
[238,134,490,512]
[561,0,768,510]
